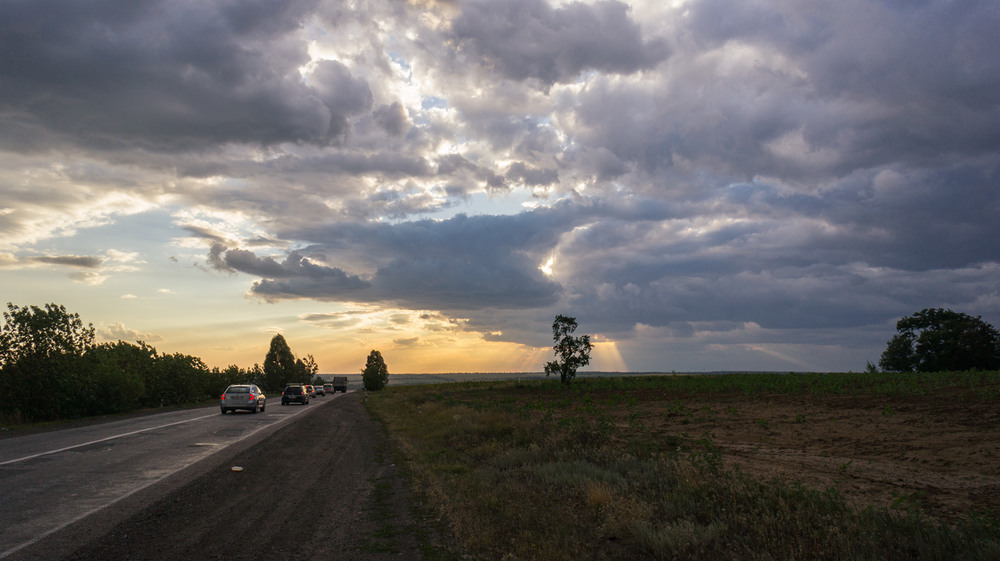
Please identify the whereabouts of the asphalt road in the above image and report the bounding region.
[0,395,342,559]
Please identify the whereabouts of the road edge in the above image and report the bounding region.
[3,397,339,561]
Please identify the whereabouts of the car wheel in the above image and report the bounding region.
[260,402,266,412]
[221,408,227,414]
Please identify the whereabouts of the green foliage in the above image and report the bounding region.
[0,303,95,420]
[263,333,298,392]
[81,341,151,414]
[543,314,594,385]
[879,308,1000,372]
[0,302,95,366]
[1,302,266,423]
[147,352,210,407]
[362,349,389,391]
[297,353,319,384]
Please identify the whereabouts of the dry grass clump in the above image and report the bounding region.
[366,375,1000,560]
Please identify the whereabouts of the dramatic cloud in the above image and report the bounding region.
[0,0,359,151]
[28,255,103,268]
[451,0,670,87]
[1,0,998,372]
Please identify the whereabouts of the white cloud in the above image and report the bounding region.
[1,0,998,372]
[97,321,165,344]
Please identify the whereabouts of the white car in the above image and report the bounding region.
[220,385,266,414]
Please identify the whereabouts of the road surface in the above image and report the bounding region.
[1,393,440,561]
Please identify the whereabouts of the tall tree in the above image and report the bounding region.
[879,308,1000,372]
[0,302,94,366]
[263,333,297,392]
[362,350,389,391]
[544,314,593,385]
[297,353,319,382]
[1,303,96,420]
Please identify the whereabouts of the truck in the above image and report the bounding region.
[332,376,348,393]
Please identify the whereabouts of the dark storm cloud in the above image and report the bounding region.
[451,0,669,87]
[4,0,1000,372]
[0,0,374,152]
[307,59,375,138]
[183,226,231,245]
[299,311,365,329]
[566,0,1000,181]
[29,255,103,268]
[505,162,558,186]
[372,101,412,136]
[292,152,433,178]
[209,243,370,296]
[212,208,577,309]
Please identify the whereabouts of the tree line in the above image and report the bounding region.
[0,303,319,423]
[5,300,995,423]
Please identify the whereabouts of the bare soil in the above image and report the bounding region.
[18,393,446,561]
[635,389,1000,521]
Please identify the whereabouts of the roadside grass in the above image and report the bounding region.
[365,372,1000,560]
[354,424,459,560]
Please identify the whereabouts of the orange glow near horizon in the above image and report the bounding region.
[590,340,628,372]
[153,320,554,374]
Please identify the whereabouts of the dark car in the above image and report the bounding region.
[220,384,266,414]
[305,385,316,398]
[281,384,309,405]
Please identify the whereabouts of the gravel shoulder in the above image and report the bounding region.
[8,393,445,561]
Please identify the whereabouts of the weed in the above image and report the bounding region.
[627,411,645,432]
[364,373,1000,561]
[688,431,723,473]
[665,400,690,417]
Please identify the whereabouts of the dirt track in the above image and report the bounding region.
[11,393,441,561]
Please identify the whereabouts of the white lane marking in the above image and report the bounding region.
[0,402,323,559]
[0,413,218,466]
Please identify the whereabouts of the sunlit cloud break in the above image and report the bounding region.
[0,0,998,373]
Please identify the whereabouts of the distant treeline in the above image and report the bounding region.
[0,303,313,423]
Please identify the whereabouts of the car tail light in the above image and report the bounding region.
[220,394,226,400]
[249,394,255,400]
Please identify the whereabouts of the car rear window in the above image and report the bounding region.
[226,387,249,393]
[284,386,303,394]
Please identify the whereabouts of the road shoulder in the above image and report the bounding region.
[8,394,451,561]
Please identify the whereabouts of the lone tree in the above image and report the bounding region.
[878,308,1000,372]
[362,350,389,391]
[544,314,593,385]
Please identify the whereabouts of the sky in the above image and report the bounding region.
[2,0,999,374]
